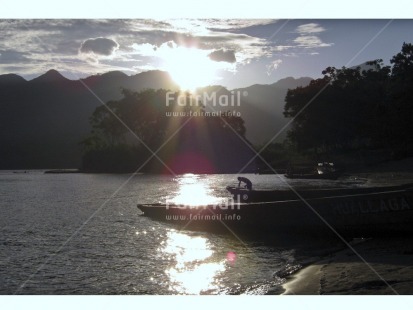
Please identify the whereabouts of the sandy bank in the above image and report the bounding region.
[283,237,413,295]
[344,157,413,186]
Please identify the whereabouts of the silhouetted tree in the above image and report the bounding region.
[81,88,250,173]
[389,42,413,152]
[284,59,392,154]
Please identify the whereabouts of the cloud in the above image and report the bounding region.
[79,37,119,56]
[163,19,276,32]
[130,41,236,82]
[130,43,159,56]
[0,19,273,78]
[0,19,334,81]
[208,49,236,63]
[266,59,282,75]
[293,36,333,48]
[296,23,325,34]
[0,50,30,64]
[291,23,332,51]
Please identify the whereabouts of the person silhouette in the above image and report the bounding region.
[237,177,252,190]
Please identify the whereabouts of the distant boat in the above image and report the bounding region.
[138,183,413,238]
[285,162,342,180]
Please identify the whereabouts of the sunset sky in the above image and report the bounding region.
[1,19,412,89]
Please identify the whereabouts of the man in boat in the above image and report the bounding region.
[237,177,252,190]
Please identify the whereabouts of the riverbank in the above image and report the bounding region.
[346,156,413,184]
[282,237,413,294]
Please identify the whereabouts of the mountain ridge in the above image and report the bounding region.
[30,69,69,83]
[0,73,27,84]
[0,69,312,169]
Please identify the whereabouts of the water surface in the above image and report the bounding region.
[0,171,365,294]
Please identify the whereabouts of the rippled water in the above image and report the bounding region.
[0,171,363,295]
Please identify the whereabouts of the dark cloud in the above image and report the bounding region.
[208,49,236,63]
[0,20,258,58]
[0,50,30,64]
[0,19,285,77]
[79,37,119,56]
[123,29,254,51]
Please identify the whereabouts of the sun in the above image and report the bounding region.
[132,40,235,92]
[162,45,217,91]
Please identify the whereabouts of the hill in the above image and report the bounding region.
[0,70,178,169]
[0,70,311,169]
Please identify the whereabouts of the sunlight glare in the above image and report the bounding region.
[132,41,235,91]
[166,262,225,294]
[163,45,217,91]
[160,231,226,294]
[163,231,213,266]
[168,174,220,206]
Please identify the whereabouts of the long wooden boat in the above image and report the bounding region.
[138,184,413,238]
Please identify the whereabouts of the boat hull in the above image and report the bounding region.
[138,186,413,238]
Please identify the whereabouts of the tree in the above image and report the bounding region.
[389,42,413,150]
[284,77,330,152]
[81,89,173,172]
[284,60,392,154]
[81,88,250,173]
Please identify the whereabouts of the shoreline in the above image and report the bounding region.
[5,155,413,176]
[282,237,413,295]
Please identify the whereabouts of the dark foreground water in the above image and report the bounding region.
[0,171,366,295]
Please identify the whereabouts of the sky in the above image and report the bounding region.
[0,19,413,89]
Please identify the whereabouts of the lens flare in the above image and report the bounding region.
[226,251,237,265]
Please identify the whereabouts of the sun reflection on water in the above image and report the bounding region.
[160,230,226,294]
[168,174,221,206]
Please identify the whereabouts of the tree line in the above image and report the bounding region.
[283,42,413,159]
[81,42,413,172]
[81,89,251,173]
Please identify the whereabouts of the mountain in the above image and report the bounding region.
[237,77,312,144]
[0,70,311,169]
[30,69,69,83]
[0,70,178,169]
[0,73,27,84]
[197,77,312,145]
